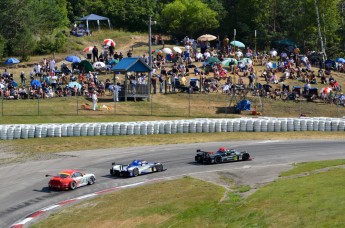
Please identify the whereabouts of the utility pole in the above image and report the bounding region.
[314,0,327,60]
[148,16,152,101]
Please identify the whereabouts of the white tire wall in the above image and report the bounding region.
[0,117,344,140]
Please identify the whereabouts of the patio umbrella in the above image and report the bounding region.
[4,57,20,65]
[68,81,81,90]
[152,49,162,55]
[11,81,18,87]
[104,39,116,47]
[173,46,182,54]
[336,58,345,63]
[222,58,238,66]
[30,79,41,88]
[241,58,253,64]
[65,55,81,63]
[83,46,94,52]
[162,47,172,54]
[93,61,106,69]
[230,41,245,48]
[322,87,332,94]
[206,57,221,64]
[197,34,217,41]
[78,60,94,72]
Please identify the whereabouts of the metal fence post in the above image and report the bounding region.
[150,94,153,116]
[1,91,3,116]
[38,96,40,116]
[188,89,191,117]
[77,94,79,115]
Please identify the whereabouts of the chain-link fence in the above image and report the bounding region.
[1,91,344,118]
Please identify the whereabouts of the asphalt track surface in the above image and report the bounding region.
[1,140,344,227]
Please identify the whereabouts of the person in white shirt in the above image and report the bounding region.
[113,83,121,102]
[266,61,273,70]
[49,58,55,72]
[92,91,98,111]
[203,50,211,59]
[235,50,243,58]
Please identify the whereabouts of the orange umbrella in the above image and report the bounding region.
[104,39,116,47]
[83,46,94,52]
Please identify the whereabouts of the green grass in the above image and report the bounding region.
[33,164,345,228]
[280,159,345,177]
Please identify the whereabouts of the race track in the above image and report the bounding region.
[1,140,344,227]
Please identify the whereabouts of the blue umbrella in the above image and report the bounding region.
[230,41,245,48]
[65,55,81,63]
[31,79,41,88]
[4,57,20,65]
[11,81,18,87]
[68,81,81,90]
[336,58,345,63]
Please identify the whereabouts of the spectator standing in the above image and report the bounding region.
[92,91,98,110]
[49,58,55,72]
[20,71,26,85]
[151,75,157,94]
[113,83,121,102]
[109,45,114,57]
[92,46,99,62]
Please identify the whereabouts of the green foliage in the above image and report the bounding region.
[35,36,55,55]
[54,32,68,53]
[0,0,344,57]
[160,0,219,38]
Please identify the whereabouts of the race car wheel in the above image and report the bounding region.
[156,164,163,172]
[215,156,222,164]
[242,153,250,161]
[70,181,77,190]
[88,176,95,185]
[133,168,139,177]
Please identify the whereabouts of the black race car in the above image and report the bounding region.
[195,147,251,164]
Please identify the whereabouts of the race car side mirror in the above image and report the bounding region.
[196,149,201,152]
[45,174,51,177]
[112,162,116,166]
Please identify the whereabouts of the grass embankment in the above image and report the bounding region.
[1,29,345,121]
[33,160,345,228]
[1,131,344,165]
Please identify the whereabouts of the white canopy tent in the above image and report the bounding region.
[75,14,111,31]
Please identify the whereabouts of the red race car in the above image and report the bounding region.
[47,169,96,190]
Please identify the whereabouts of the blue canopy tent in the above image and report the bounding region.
[111,57,152,101]
[75,14,111,31]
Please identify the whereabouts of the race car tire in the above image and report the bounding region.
[195,156,201,163]
[242,153,250,161]
[156,164,163,172]
[70,181,77,190]
[88,176,95,185]
[215,156,222,164]
[133,168,139,177]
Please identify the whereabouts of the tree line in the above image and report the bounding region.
[0,0,344,59]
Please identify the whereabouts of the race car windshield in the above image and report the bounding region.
[58,173,69,178]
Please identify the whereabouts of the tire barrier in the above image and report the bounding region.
[0,117,344,140]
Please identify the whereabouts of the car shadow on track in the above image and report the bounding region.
[33,187,65,193]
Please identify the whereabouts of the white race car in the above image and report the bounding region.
[110,160,164,177]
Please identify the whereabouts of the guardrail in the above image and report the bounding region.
[0,117,344,140]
